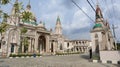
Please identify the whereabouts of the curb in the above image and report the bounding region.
[90,59,120,64]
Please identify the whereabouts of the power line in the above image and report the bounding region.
[71,0,94,22]
[90,0,95,7]
[86,0,95,12]
[103,0,112,19]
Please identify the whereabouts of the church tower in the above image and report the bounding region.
[8,0,20,25]
[90,2,115,55]
[11,0,19,15]
[55,16,62,35]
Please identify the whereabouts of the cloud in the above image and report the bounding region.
[2,0,120,41]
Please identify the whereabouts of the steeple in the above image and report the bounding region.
[11,0,19,15]
[55,16,62,35]
[26,0,31,10]
[95,0,103,22]
[56,16,61,25]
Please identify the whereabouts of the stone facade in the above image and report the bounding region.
[90,4,116,55]
[0,0,91,57]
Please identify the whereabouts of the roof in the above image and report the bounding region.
[22,20,37,25]
[93,23,102,29]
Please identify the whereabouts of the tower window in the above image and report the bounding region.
[95,34,98,38]
[60,44,62,50]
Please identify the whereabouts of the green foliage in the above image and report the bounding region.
[22,38,29,52]
[92,54,99,60]
[20,27,27,34]
[21,11,33,21]
[9,53,41,57]
[55,52,81,55]
[0,22,9,35]
[0,0,10,5]
[117,43,120,50]
[14,1,23,14]
[2,13,9,22]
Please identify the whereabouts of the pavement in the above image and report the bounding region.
[0,53,119,67]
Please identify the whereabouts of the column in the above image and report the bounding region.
[22,44,24,53]
[34,33,38,53]
[46,35,50,53]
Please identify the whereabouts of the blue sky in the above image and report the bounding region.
[1,0,120,41]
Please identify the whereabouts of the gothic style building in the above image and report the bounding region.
[0,0,91,57]
[90,4,116,55]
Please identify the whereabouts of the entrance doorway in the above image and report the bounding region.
[11,43,15,53]
[38,36,46,53]
[51,43,54,52]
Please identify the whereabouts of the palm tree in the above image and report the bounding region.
[20,27,28,53]
[14,1,23,14]
[0,0,10,5]
[21,11,33,22]
[0,22,9,47]
[20,27,27,35]
[22,37,29,53]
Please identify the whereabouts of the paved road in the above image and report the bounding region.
[0,54,119,67]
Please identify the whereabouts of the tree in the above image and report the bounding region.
[20,27,29,53]
[21,11,33,21]
[22,37,29,53]
[0,0,10,5]
[20,27,27,35]
[0,22,9,52]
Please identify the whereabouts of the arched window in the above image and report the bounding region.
[60,44,62,50]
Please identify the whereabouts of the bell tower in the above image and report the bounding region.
[90,1,115,56]
[55,16,62,35]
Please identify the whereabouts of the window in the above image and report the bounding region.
[0,43,1,49]
[95,34,98,38]
[67,43,69,47]
[60,44,62,50]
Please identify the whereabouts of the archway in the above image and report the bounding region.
[51,42,54,52]
[38,35,46,53]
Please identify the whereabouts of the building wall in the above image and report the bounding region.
[100,51,120,63]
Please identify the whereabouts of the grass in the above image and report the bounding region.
[92,54,100,60]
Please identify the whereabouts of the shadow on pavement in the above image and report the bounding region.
[80,54,90,60]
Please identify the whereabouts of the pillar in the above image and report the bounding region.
[46,35,50,53]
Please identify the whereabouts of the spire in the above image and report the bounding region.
[55,16,62,35]
[95,0,103,22]
[11,0,19,15]
[15,0,18,3]
[56,16,61,25]
[27,0,31,10]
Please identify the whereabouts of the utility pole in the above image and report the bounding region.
[112,24,116,38]
[112,24,118,50]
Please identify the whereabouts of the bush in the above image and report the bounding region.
[9,53,41,57]
[55,52,80,55]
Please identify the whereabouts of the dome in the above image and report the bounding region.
[37,21,44,28]
[93,23,102,29]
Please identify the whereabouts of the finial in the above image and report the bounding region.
[57,15,60,22]
[28,0,30,5]
[15,0,18,3]
[27,0,31,9]
[96,0,99,5]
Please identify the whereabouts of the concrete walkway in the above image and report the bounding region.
[0,54,119,67]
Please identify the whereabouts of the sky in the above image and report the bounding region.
[1,0,120,41]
